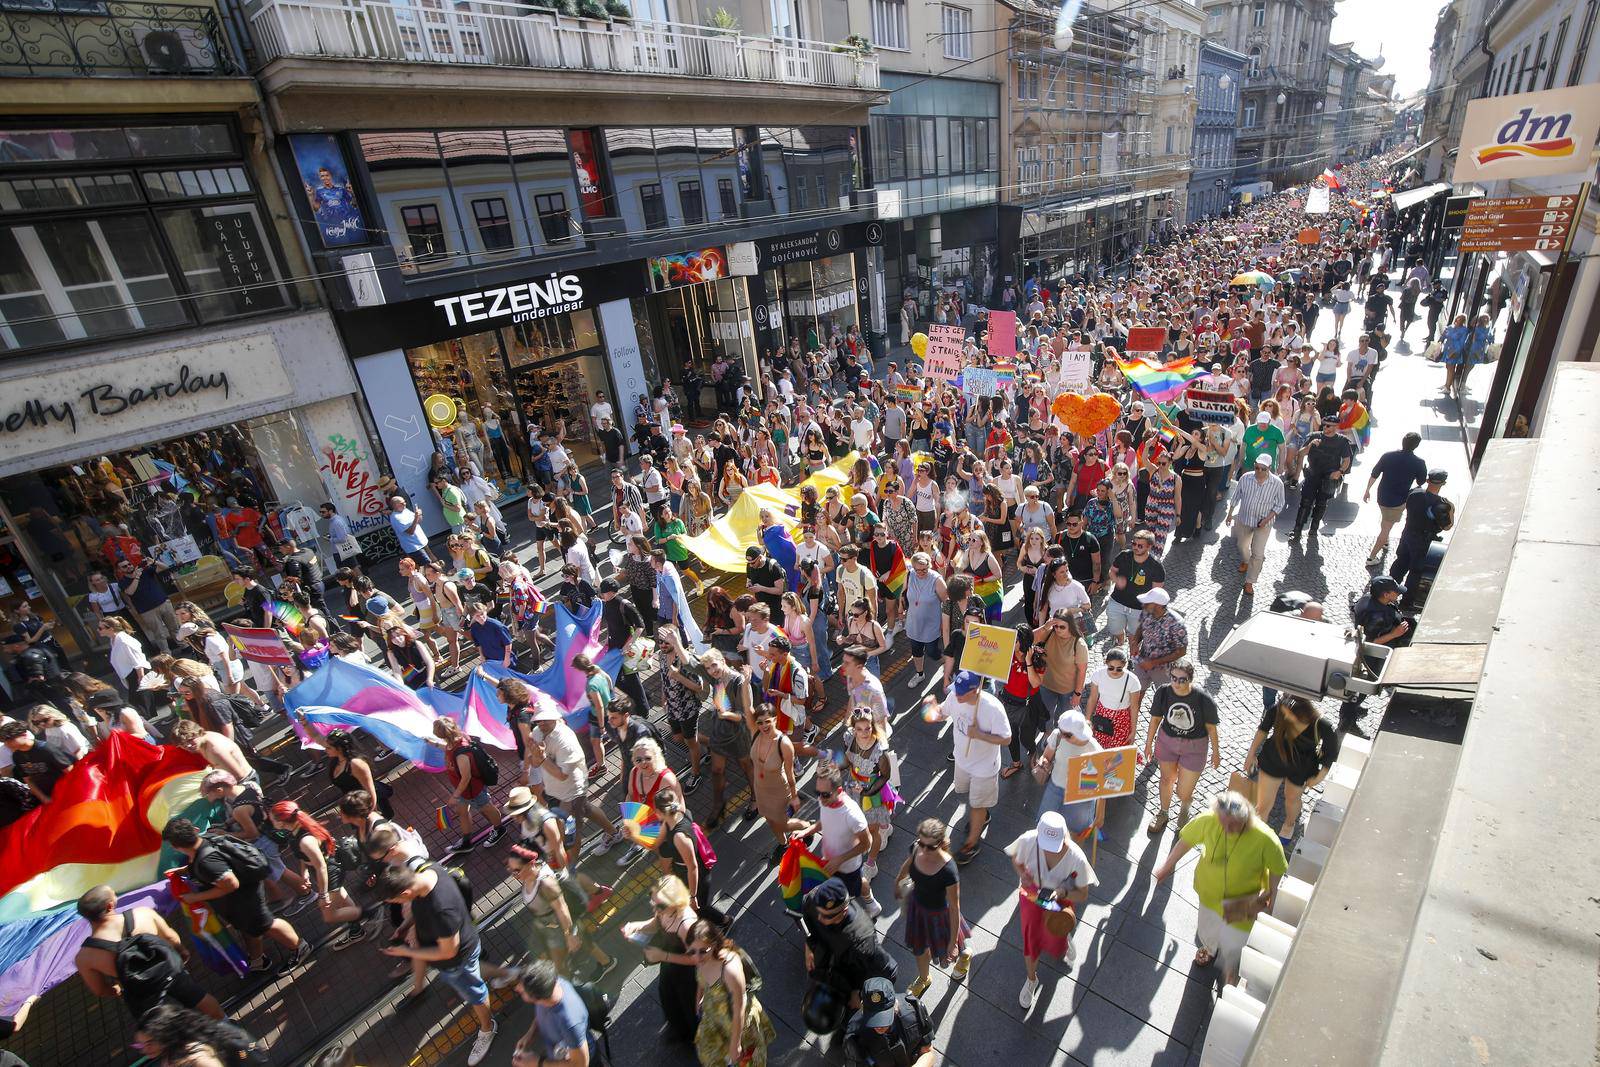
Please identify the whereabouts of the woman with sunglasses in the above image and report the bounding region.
[1082,647,1142,753]
[892,817,972,998]
[619,875,700,1044]
[839,597,889,677]
[500,844,615,981]
[841,708,898,881]
[1142,658,1220,834]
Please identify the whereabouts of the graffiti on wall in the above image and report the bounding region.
[318,432,386,530]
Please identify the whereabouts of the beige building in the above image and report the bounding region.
[1129,0,1204,227]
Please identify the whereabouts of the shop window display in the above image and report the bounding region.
[0,412,331,662]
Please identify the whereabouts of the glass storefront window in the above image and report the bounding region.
[404,330,523,484]
[157,204,291,321]
[508,129,585,253]
[439,130,527,266]
[0,409,330,661]
[777,253,858,352]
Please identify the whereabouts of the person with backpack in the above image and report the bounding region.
[430,718,509,856]
[199,771,316,916]
[375,861,499,1066]
[73,884,226,1023]
[843,976,933,1067]
[161,817,310,973]
[266,801,371,951]
[652,794,725,926]
[510,959,605,1067]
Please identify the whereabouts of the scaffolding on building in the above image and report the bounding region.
[1004,0,1155,283]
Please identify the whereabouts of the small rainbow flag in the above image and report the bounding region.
[619,801,662,848]
[881,548,907,596]
[1338,401,1371,448]
[777,837,829,914]
[972,576,1003,620]
[866,455,882,478]
[1115,356,1205,404]
[847,761,901,813]
[266,599,306,636]
[166,868,249,977]
[435,804,454,833]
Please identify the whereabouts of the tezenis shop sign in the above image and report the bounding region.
[433,273,587,327]
[1,363,230,437]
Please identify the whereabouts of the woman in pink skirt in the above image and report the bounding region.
[1006,811,1098,1010]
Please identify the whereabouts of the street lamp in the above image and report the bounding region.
[1218,74,1232,92]
[1276,92,1286,105]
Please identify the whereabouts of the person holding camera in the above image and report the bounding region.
[1034,608,1088,723]
[1007,811,1096,1009]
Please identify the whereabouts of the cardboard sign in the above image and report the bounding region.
[1259,243,1284,260]
[1059,348,1093,388]
[1061,746,1138,803]
[1124,327,1167,354]
[958,622,1018,681]
[962,368,999,398]
[1296,227,1322,245]
[1305,185,1330,215]
[224,624,294,666]
[987,309,1017,358]
[1184,387,1237,424]
[924,324,965,382]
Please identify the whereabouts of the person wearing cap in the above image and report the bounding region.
[842,974,933,1067]
[1153,790,1284,985]
[1362,431,1428,564]
[1128,588,1187,717]
[799,875,898,1022]
[940,669,1012,864]
[1241,408,1284,472]
[1291,416,1353,539]
[1105,529,1164,647]
[1032,709,1104,846]
[1142,658,1219,834]
[1340,575,1410,735]
[1007,810,1097,1008]
[1389,468,1453,591]
[1225,452,1284,596]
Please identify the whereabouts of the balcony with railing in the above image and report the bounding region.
[0,0,237,76]
[248,0,879,90]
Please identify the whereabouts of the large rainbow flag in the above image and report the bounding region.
[1115,355,1205,404]
[0,733,208,1012]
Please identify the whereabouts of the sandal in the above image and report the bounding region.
[1193,948,1216,968]
[1000,762,1023,780]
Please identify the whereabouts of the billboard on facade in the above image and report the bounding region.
[288,133,368,248]
[646,247,728,292]
[1452,85,1600,184]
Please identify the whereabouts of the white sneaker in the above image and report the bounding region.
[1019,976,1040,1009]
[595,830,624,855]
[864,895,883,918]
[862,859,878,880]
[466,1023,497,1066]
[910,672,925,689]
[616,843,645,868]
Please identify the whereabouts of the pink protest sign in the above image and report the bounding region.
[987,310,1017,358]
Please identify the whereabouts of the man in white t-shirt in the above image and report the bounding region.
[637,455,666,506]
[806,759,878,913]
[834,546,877,629]
[850,407,876,453]
[942,670,1012,864]
[794,526,834,576]
[527,708,622,858]
[589,391,614,430]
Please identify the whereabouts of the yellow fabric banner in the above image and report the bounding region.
[680,452,864,573]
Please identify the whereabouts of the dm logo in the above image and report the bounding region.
[1474,107,1576,167]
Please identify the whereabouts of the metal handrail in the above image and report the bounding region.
[248,0,880,89]
[0,0,236,76]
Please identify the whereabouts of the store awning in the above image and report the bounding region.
[1391,180,1452,212]
[1389,137,1439,168]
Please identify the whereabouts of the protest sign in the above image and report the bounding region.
[1306,185,1330,215]
[958,622,1018,680]
[987,310,1017,358]
[224,624,294,666]
[1061,746,1138,803]
[924,324,964,382]
[1059,348,1093,388]
[962,368,999,398]
[1125,327,1167,354]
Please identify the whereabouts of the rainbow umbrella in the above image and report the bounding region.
[1229,271,1276,289]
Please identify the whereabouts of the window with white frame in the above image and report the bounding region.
[871,0,909,51]
[1243,101,1258,127]
[942,5,972,60]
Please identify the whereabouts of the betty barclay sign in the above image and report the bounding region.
[0,334,292,463]
[1453,85,1600,184]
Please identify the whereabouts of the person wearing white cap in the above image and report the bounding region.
[1032,710,1103,844]
[1153,790,1285,986]
[1006,810,1097,1009]
[1224,451,1284,596]
[1127,588,1186,725]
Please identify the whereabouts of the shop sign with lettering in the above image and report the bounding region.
[0,333,292,465]
[755,219,884,271]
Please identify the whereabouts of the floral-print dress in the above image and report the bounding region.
[1143,470,1179,556]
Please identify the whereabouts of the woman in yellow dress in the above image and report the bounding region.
[691,920,775,1066]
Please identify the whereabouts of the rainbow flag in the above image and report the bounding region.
[165,868,249,977]
[866,455,882,478]
[972,575,1003,621]
[846,761,901,813]
[435,805,454,832]
[777,838,829,914]
[881,547,907,596]
[897,383,922,403]
[1115,356,1204,404]
[266,599,306,636]
[619,802,662,848]
[1338,401,1371,448]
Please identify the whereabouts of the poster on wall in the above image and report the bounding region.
[288,133,368,248]
[647,248,727,292]
[568,129,611,219]
[303,396,390,534]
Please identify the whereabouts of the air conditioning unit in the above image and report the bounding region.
[131,23,220,74]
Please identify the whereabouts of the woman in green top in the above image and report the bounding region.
[650,504,704,598]
[1152,790,1286,986]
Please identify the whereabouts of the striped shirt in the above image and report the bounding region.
[1230,471,1285,527]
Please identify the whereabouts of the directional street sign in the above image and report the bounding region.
[1457,185,1587,254]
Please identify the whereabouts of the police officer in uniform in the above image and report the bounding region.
[1389,469,1453,591]
[843,976,933,1067]
[1341,575,1410,736]
[1291,417,1354,539]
